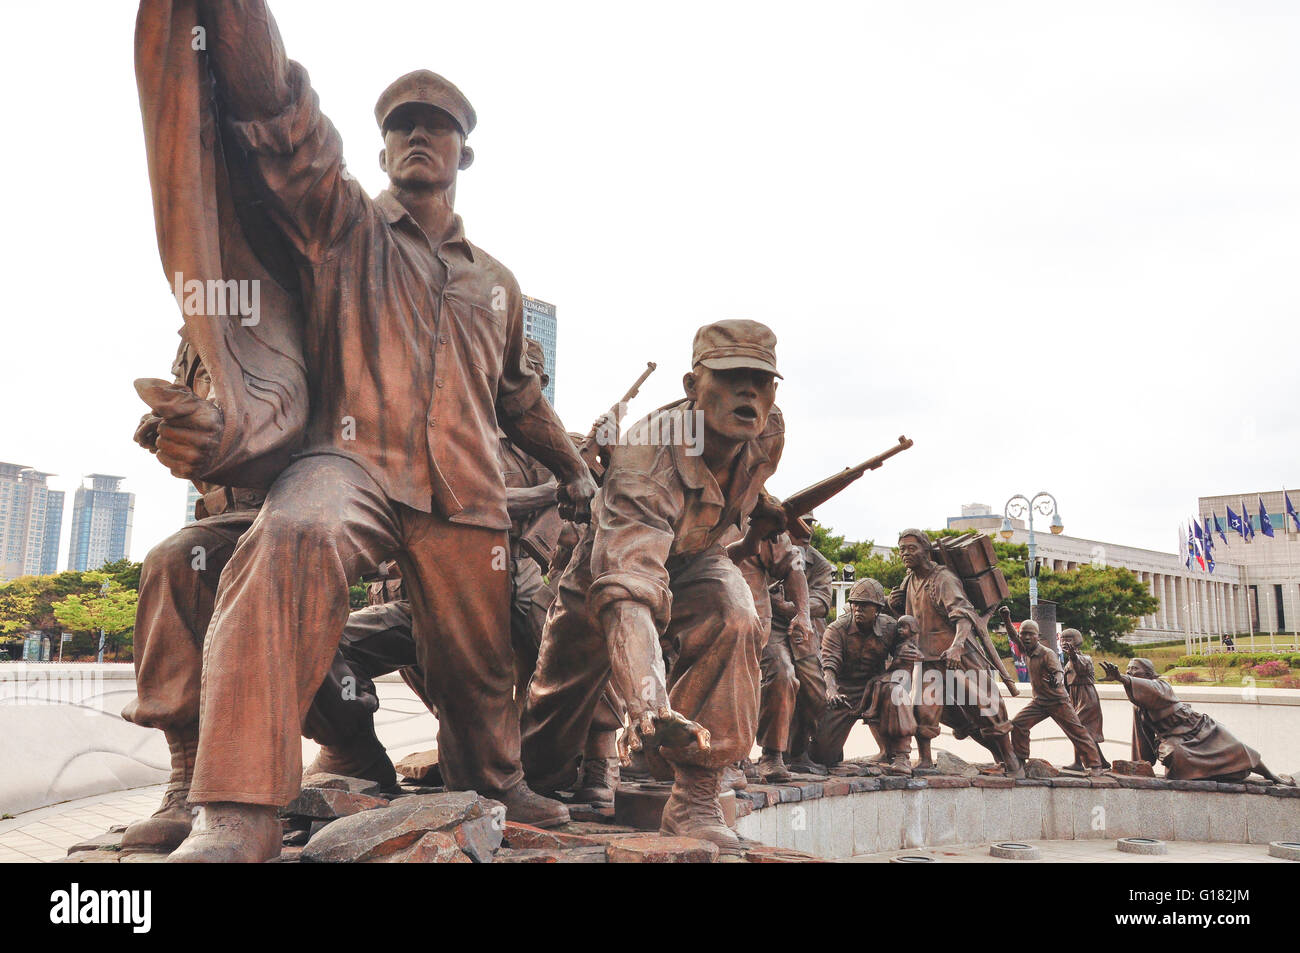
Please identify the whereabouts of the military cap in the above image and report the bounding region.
[691,319,781,378]
[375,69,477,137]
[847,578,888,608]
[1018,619,1040,636]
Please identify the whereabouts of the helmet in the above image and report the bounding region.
[847,578,887,608]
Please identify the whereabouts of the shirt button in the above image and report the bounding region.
[439,335,448,346]
[427,417,436,428]
[436,379,445,388]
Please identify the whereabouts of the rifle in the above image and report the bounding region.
[781,435,914,524]
[577,360,657,481]
[518,360,657,569]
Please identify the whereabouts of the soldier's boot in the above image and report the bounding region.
[620,748,654,783]
[121,730,198,853]
[740,757,760,782]
[914,736,935,770]
[495,781,570,829]
[993,736,1024,780]
[660,763,740,852]
[886,753,914,777]
[167,803,282,863]
[787,752,828,776]
[573,757,618,808]
[757,748,792,782]
[304,725,398,794]
[720,762,748,792]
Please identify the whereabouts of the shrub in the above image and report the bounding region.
[1168,670,1200,684]
[1251,660,1290,678]
[1273,674,1300,690]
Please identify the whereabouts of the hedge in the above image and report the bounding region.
[1174,652,1300,669]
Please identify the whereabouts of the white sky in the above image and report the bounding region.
[1,0,1296,566]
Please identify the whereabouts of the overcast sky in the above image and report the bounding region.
[1,0,1296,566]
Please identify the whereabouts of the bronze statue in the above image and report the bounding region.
[889,530,1021,776]
[811,582,919,775]
[1060,627,1109,770]
[521,320,786,851]
[781,517,835,774]
[135,0,596,862]
[1101,659,1294,785]
[120,340,264,853]
[1002,611,1105,774]
[745,532,819,781]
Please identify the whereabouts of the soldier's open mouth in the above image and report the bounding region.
[733,406,757,422]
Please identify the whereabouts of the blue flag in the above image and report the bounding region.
[1213,511,1228,544]
[1202,517,1214,552]
[1227,505,1244,538]
[1242,499,1256,540]
[1259,497,1274,538]
[1287,492,1300,533]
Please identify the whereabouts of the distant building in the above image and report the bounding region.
[947,501,1023,535]
[67,474,135,572]
[522,295,557,404]
[0,463,66,582]
[1198,490,1300,636]
[946,495,1299,645]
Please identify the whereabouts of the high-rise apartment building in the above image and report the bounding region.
[0,463,66,582]
[522,295,558,404]
[67,474,135,572]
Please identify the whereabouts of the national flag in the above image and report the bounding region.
[1241,499,1255,540]
[1188,523,1206,571]
[1200,518,1214,553]
[1227,505,1244,538]
[1213,511,1228,545]
[1206,547,1215,573]
[1259,496,1274,538]
[1181,523,1191,568]
[1286,492,1300,533]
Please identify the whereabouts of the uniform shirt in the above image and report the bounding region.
[499,436,554,540]
[217,42,542,528]
[820,611,903,684]
[798,543,835,632]
[1024,642,1071,706]
[580,401,785,626]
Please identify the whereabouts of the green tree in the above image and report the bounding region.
[50,572,139,661]
[1001,564,1156,655]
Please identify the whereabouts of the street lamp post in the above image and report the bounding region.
[1001,491,1064,607]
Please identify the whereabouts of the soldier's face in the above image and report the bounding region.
[851,603,878,628]
[1061,633,1079,650]
[687,366,776,444]
[1021,630,1039,652]
[382,104,466,190]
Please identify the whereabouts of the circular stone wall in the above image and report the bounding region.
[731,774,1300,860]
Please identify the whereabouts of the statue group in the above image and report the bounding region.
[122,0,1291,863]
